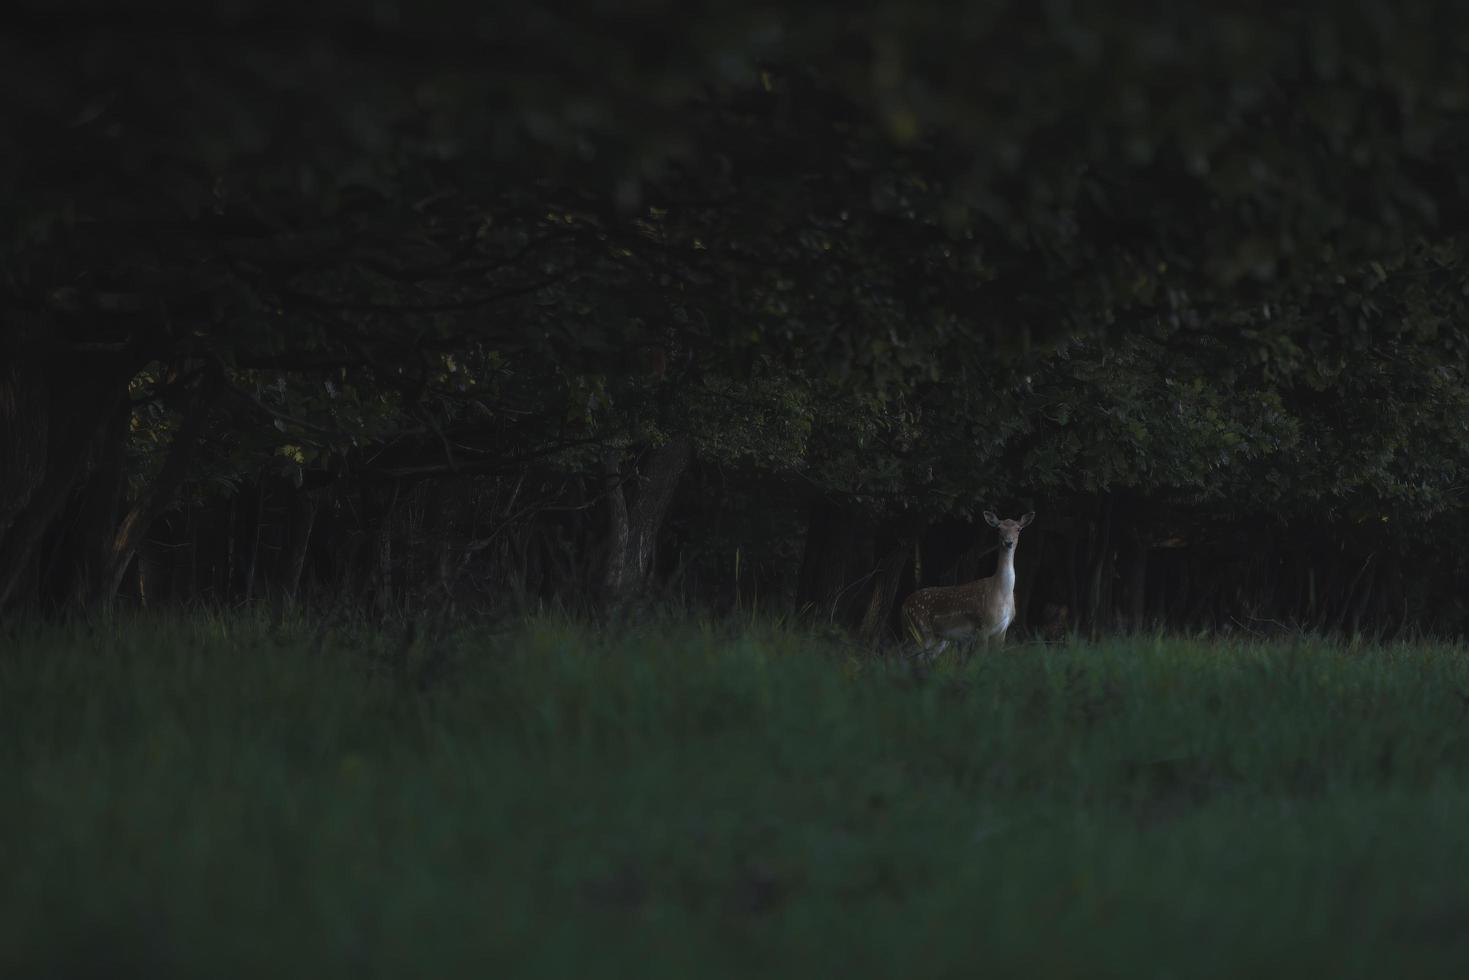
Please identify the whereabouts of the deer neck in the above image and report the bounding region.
[993,546,1017,594]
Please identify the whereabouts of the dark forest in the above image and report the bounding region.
[7,1,1469,640]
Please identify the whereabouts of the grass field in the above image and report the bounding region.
[3,615,1469,979]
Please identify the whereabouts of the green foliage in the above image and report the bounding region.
[8,1,1469,623]
[4,617,1469,976]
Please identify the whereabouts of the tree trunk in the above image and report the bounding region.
[0,360,130,612]
[1125,530,1148,632]
[796,500,839,611]
[1068,529,1083,628]
[243,480,267,604]
[98,372,220,606]
[859,535,915,649]
[602,435,692,600]
[1087,495,1114,637]
[167,508,196,604]
[224,495,239,602]
[375,519,393,616]
[624,435,692,586]
[52,401,129,606]
[796,500,872,626]
[1015,526,1045,635]
[136,537,161,608]
[373,483,400,616]
[600,449,630,596]
[0,363,49,546]
[280,491,318,608]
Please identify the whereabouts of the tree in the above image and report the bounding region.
[5,0,1469,634]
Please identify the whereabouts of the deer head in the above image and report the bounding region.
[983,511,1034,553]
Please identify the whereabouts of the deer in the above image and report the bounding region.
[901,511,1035,658]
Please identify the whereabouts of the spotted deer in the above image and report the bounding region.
[902,511,1035,656]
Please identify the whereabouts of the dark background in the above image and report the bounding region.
[4,0,1469,640]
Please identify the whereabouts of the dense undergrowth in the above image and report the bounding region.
[2,615,1468,978]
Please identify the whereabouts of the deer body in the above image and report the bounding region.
[902,511,1033,656]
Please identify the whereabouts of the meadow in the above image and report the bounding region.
[3,615,1468,978]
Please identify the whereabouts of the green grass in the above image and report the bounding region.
[3,616,1469,978]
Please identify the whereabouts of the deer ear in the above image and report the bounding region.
[1018,511,1035,528]
[983,511,1000,527]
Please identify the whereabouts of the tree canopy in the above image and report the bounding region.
[4,0,1469,635]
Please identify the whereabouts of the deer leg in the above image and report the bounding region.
[967,633,992,665]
